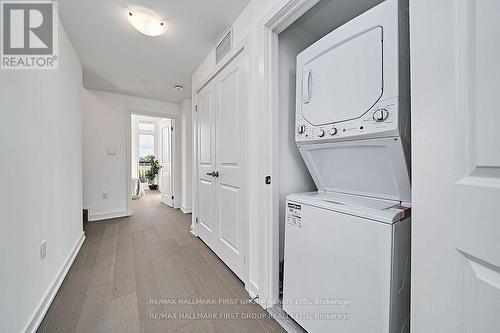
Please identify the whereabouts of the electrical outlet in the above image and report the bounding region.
[40,240,47,261]
[101,193,109,200]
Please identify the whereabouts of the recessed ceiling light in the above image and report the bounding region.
[174,84,184,91]
[127,9,166,37]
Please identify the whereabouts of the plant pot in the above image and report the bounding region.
[148,184,158,190]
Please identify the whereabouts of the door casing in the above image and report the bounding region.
[126,109,180,214]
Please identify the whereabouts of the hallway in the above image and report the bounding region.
[38,192,284,332]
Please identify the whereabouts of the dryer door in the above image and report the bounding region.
[301,26,383,126]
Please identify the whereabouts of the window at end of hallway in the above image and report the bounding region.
[139,134,154,159]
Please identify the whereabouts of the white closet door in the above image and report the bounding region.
[196,81,217,249]
[214,52,247,280]
[196,49,248,281]
[411,0,500,332]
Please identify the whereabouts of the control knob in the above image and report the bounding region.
[297,125,306,134]
[329,127,338,136]
[318,129,325,137]
[373,108,389,122]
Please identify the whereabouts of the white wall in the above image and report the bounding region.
[278,25,317,261]
[0,21,84,333]
[180,99,193,213]
[82,89,180,220]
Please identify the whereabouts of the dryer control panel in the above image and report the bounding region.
[296,97,399,143]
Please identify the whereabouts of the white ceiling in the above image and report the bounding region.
[59,0,251,103]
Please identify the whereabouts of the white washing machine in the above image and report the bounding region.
[283,192,410,333]
[283,0,411,332]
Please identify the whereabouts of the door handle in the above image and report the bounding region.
[303,69,312,104]
[206,171,219,178]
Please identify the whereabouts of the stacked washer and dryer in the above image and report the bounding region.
[282,0,411,332]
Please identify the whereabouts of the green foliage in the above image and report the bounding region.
[144,155,161,184]
[138,171,146,183]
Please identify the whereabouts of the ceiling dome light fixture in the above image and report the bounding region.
[174,84,184,91]
[127,9,166,37]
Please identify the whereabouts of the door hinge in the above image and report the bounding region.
[195,105,198,112]
[265,176,271,185]
[171,195,174,200]
[195,217,199,224]
[171,126,174,131]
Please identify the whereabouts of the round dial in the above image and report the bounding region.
[329,127,338,136]
[373,108,389,122]
[297,125,306,134]
[318,129,325,137]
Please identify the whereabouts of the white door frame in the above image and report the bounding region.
[192,37,250,289]
[256,0,323,308]
[125,108,181,214]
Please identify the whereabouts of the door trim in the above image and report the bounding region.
[193,37,250,290]
[256,0,322,308]
[125,109,181,214]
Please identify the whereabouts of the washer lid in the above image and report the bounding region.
[287,191,410,224]
[300,26,383,126]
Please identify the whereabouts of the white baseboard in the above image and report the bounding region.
[90,210,131,221]
[25,232,85,333]
[267,304,306,333]
[180,206,192,214]
[190,227,198,237]
[247,281,259,301]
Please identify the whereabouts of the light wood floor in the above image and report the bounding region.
[38,192,285,333]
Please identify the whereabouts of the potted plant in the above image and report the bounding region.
[144,155,161,190]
